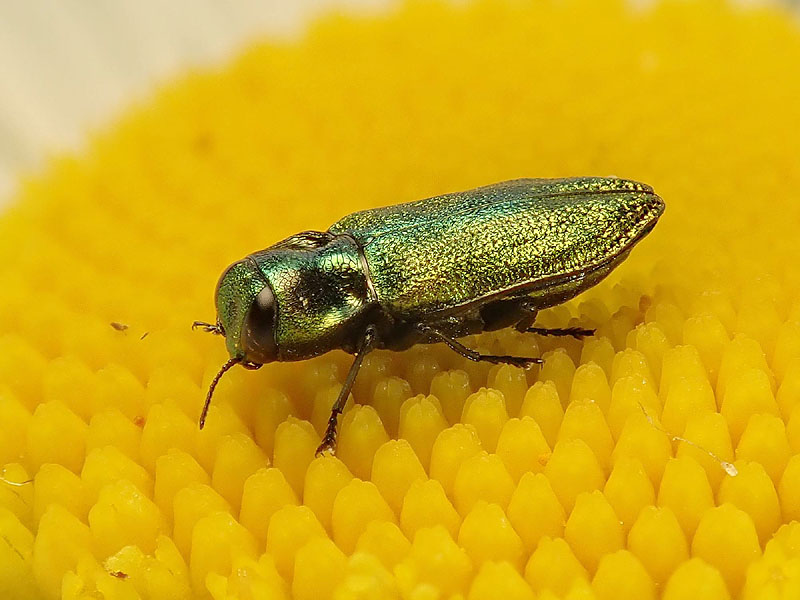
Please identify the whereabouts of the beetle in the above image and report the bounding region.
[194,177,664,454]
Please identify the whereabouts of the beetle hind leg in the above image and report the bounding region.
[526,325,595,339]
[514,305,595,340]
[417,323,542,369]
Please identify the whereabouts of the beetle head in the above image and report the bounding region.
[214,257,279,366]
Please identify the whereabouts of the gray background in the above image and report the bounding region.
[0,0,792,209]
[0,0,394,208]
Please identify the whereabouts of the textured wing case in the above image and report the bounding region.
[329,178,663,319]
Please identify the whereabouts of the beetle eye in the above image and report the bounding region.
[241,285,278,363]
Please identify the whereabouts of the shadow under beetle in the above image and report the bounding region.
[194,177,664,454]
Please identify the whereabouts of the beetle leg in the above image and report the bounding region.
[315,325,377,456]
[417,323,542,368]
[526,325,595,339]
[515,304,594,339]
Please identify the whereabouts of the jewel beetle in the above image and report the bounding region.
[194,177,664,454]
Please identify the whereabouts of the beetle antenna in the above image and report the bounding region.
[199,357,240,429]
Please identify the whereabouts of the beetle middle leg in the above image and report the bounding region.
[416,323,542,368]
[315,325,377,456]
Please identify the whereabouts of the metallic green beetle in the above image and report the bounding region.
[194,177,664,454]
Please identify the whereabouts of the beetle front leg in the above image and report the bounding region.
[417,323,542,368]
[315,325,377,456]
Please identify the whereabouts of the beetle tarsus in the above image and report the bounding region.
[418,324,542,369]
[315,419,339,456]
[526,326,595,340]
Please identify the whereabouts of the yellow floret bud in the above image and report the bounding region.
[564,490,624,574]
[453,451,515,514]
[544,439,604,511]
[33,504,95,599]
[33,463,89,523]
[716,335,774,402]
[372,376,413,435]
[0,508,40,600]
[657,456,714,537]
[661,374,716,437]
[239,467,297,546]
[486,364,527,417]
[172,484,230,559]
[627,506,689,585]
[396,526,473,596]
[457,501,524,570]
[569,362,611,415]
[211,433,267,513]
[507,472,565,552]
[495,417,550,481]
[189,511,257,594]
[691,503,762,594]
[461,388,509,452]
[334,552,399,600]
[519,380,563,447]
[524,537,588,596]
[354,521,410,571]
[718,461,781,545]
[272,417,318,496]
[86,409,141,463]
[627,323,670,383]
[603,457,654,532]
[606,376,660,440]
[398,397,444,455]
[27,401,87,474]
[292,537,347,600]
[0,391,32,464]
[371,439,427,514]
[428,424,482,497]
[591,550,655,600]
[662,558,731,600]
[81,445,153,504]
[429,370,471,426]
[88,478,166,557]
[676,412,735,490]
[400,478,460,539]
[538,349,576,405]
[302,455,353,532]
[612,412,672,487]
[777,363,800,422]
[140,402,197,472]
[610,349,656,392]
[331,479,396,554]
[682,315,729,385]
[579,337,615,379]
[338,405,390,480]
[778,454,800,523]
[735,413,791,484]
[153,449,209,523]
[266,504,326,579]
[468,561,534,600]
[558,399,614,472]
[721,369,780,444]
[207,554,284,600]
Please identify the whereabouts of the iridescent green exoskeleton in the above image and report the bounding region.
[194,177,664,454]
